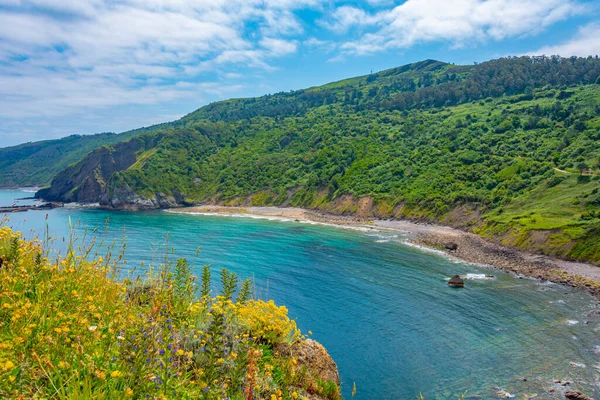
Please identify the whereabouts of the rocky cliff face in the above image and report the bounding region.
[36,135,159,204]
[99,180,184,210]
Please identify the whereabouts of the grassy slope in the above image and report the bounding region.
[0,60,445,188]
[22,56,600,263]
[108,84,600,262]
[0,226,340,399]
[476,173,600,261]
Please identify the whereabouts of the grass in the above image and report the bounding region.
[0,225,341,399]
[474,172,600,262]
[487,173,600,231]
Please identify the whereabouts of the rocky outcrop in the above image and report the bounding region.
[99,181,182,210]
[274,338,341,399]
[99,188,182,210]
[444,242,459,251]
[275,339,340,385]
[448,275,465,287]
[36,135,160,204]
[0,202,62,213]
[565,390,594,400]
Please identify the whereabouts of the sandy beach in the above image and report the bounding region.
[169,205,600,300]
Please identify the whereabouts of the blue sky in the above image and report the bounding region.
[0,0,599,147]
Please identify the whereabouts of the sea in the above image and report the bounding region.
[2,189,599,399]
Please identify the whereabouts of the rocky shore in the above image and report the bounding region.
[170,205,600,301]
[0,201,63,213]
[410,229,600,299]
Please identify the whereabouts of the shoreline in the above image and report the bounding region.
[168,205,600,300]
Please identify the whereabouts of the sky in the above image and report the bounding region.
[0,0,599,147]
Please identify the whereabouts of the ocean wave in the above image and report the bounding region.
[464,273,495,280]
[495,389,514,398]
[401,240,448,256]
[367,233,398,239]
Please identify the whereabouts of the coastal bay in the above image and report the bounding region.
[3,190,600,399]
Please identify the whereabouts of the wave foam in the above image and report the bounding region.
[464,273,495,280]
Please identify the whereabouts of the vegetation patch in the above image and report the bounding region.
[0,226,340,399]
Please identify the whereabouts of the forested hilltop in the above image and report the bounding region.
[33,56,600,263]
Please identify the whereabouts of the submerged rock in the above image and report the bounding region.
[448,275,465,288]
[565,390,593,400]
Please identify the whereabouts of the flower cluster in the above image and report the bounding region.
[0,226,338,399]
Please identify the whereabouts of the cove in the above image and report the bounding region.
[2,190,599,399]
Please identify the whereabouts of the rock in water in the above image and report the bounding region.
[448,275,464,288]
[565,390,594,400]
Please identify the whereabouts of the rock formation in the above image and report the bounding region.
[448,275,465,287]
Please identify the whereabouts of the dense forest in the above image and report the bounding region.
[16,56,600,262]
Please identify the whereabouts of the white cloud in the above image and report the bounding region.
[324,0,587,56]
[530,22,600,57]
[366,0,395,5]
[303,37,337,52]
[0,0,316,123]
[319,6,379,32]
[260,37,298,56]
[0,0,595,145]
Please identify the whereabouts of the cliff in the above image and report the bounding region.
[36,134,161,204]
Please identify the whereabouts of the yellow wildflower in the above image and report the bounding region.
[110,370,122,378]
[125,388,134,397]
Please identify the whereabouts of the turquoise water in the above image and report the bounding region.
[2,190,600,399]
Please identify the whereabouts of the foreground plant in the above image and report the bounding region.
[0,226,340,399]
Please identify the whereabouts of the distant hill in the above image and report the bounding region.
[0,122,174,188]
[28,56,600,262]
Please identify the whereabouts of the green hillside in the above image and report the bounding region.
[32,56,600,262]
[0,121,175,188]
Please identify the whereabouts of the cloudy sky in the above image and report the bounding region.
[0,0,599,147]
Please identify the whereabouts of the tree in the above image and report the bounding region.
[577,161,589,175]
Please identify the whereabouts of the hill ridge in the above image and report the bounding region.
[31,55,600,264]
